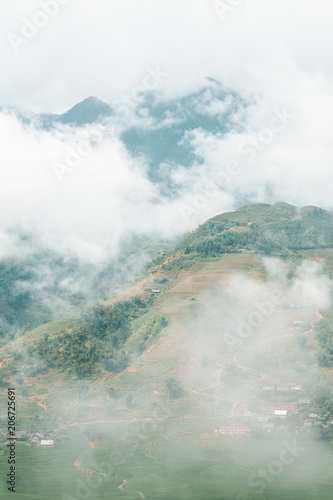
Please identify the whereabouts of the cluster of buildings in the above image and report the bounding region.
[15,429,56,447]
[214,381,326,437]
[216,408,289,437]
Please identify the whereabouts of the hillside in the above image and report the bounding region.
[179,202,333,257]
[1,203,333,499]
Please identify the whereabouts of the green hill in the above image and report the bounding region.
[179,202,333,257]
[1,203,333,499]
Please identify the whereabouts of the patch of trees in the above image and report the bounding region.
[315,313,333,367]
[268,216,333,250]
[0,243,141,339]
[306,373,333,406]
[138,315,168,342]
[182,229,285,257]
[35,295,159,378]
[178,211,333,259]
[0,373,6,387]
[165,377,185,399]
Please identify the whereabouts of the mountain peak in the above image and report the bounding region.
[58,96,113,126]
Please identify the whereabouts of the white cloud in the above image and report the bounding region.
[1,0,333,110]
[1,0,333,260]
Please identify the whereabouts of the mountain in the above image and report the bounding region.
[41,96,113,128]
[0,96,113,129]
[1,79,245,184]
[56,96,113,126]
[1,203,333,499]
[121,78,246,181]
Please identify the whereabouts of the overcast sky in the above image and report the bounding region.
[1,0,333,111]
[1,0,333,260]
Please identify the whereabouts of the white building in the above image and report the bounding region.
[219,426,251,435]
[39,440,55,447]
[274,410,288,417]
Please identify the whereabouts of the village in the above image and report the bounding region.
[0,413,66,450]
[215,383,333,439]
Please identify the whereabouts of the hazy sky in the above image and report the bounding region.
[1,0,333,111]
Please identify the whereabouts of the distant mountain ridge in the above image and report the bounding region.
[1,79,246,183]
[0,96,113,128]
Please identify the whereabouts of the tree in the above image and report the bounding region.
[165,377,184,399]
[126,394,134,409]
[108,387,118,399]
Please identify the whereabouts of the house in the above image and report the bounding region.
[39,440,55,447]
[35,432,45,439]
[30,436,39,443]
[262,386,275,391]
[151,289,161,294]
[290,385,302,391]
[274,410,288,417]
[298,399,311,405]
[219,426,251,436]
[309,413,320,419]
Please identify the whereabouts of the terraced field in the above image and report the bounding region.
[1,205,333,499]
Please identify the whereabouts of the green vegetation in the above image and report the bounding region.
[33,295,168,378]
[178,203,333,258]
[165,377,185,398]
[0,249,89,341]
[2,203,333,499]
[137,315,168,342]
[315,310,333,368]
[0,232,176,343]
[0,258,51,337]
[34,296,147,376]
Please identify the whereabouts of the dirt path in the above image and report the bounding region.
[74,460,106,477]
[103,253,181,307]
[118,479,145,499]
[186,368,224,400]
[28,394,48,411]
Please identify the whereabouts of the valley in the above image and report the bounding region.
[1,204,333,499]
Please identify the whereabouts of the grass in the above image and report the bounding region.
[2,424,333,499]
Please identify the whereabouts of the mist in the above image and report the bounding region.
[1,2,333,498]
